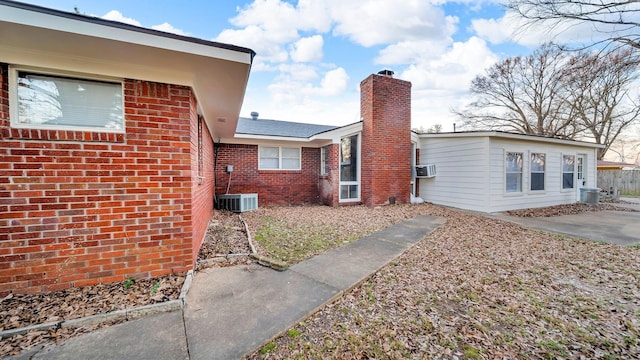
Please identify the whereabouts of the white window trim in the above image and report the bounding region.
[339,133,361,203]
[504,151,524,195]
[528,151,546,193]
[258,146,302,170]
[561,153,576,192]
[9,65,125,134]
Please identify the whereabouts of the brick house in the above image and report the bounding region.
[216,71,415,207]
[0,1,603,296]
[0,1,253,295]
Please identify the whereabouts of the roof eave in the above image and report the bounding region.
[0,0,255,139]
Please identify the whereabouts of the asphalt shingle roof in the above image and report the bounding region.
[236,117,338,138]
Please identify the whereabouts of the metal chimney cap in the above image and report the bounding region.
[250,111,259,120]
[377,69,394,77]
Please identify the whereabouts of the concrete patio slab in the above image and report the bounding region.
[183,265,338,360]
[494,209,640,246]
[25,311,188,360]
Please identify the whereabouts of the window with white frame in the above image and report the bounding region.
[11,68,124,132]
[505,152,523,193]
[259,146,301,170]
[340,134,359,200]
[530,153,545,191]
[562,154,575,189]
[320,146,330,175]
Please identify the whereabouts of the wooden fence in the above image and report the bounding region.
[597,169,640,195]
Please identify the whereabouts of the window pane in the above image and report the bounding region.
[321,146,329,175]
[282,158,300,169]
[341,135,358,181]
[531,153,545,172]
[17,72,123,130]
[531,173,545,191]
[260,146,279,158]
[281,147,299,158]
[563,155,574,172]
[506,173,522,192]
[530,153,545,191]
[506,153,523,172]
[563,173,574,189]
[340,185,358,199]
[505,152,523,193]
[260,158,279,169]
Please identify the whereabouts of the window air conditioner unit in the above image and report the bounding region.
[216,193,258,213]
[416,164,436,178]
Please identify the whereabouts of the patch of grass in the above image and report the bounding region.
[252,216,358,264]
[150,281,161,293]
[629,242,640,248]
[538,340,568,358]
[124,277,135,290]
[462,344,481,359]
[260,342,276,354]
[288,329,301,338]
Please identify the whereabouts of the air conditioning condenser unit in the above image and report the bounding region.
[216,193,258,213]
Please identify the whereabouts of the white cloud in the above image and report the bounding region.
[471,17,512,44]
[290,35,324,63]
[397,37,499,129]
[101,11,187,37]
[306,67,349,96]
[215,0,333,65]
[405,36,497,90]
[101,10,141,26]
[472,10,640,47]
[151,22,188,36]
[375,40,451,65]
[330,2,458,47]
[216,25,290,64]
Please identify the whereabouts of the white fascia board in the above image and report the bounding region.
[310,122,363,143]
[233,134,312,142]
[419,131,604,148]
[0,4,253,65]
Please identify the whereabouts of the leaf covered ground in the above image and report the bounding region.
[2,202,639,359]
[247,204,640,359]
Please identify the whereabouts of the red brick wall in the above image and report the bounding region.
[0,65,197,295]
[360,74,412,206]
[190,115,214,263]
[215,143,322,206]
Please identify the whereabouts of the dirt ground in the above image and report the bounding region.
[2,202,638,358]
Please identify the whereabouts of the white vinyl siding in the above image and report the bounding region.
[259,146,301,170]
[417,137,490,211]
[419,134,599,213]
[10,68,124,132]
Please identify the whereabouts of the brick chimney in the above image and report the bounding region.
[360,71,412,206]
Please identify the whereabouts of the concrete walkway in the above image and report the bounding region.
[12,215,445,360]
[492,197,640,246]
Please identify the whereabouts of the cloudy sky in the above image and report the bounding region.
[22,0,622,132]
